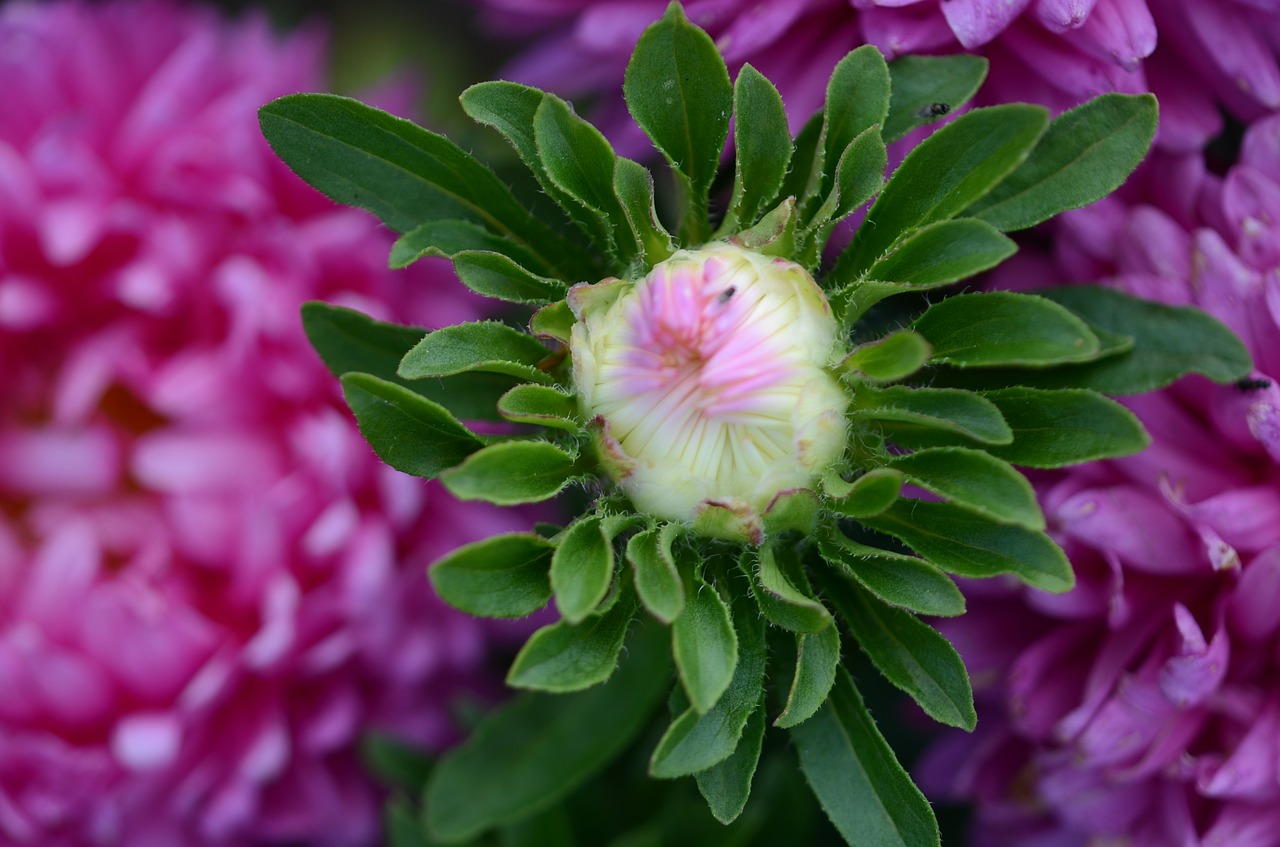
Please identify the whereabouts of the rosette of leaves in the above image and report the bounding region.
[260,4,1252,845]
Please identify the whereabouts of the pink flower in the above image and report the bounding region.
[479,0,1280,154]
[0,2,525,845]
[917,113,1280,846]
[570,243,847,521]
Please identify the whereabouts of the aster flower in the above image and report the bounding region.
[479,0,1280,155]
[261,3,1249,844]
[917,112,1280,847]
[0,2,525,844]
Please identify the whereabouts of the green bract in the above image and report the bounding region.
[262,3,1251,845]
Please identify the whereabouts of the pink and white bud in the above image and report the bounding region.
[570,243,848,523]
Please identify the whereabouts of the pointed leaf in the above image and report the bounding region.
[982,386,1150,467]
[791,669,940,847]
[826,468,904,518]
[861,499,1074,592]
[748,545,833,634]
[724,64,792,232]
[624,2,732,240]
[651,599,766,777]
[389,219,548,273]
[819,46,891,198]
[440,441,577,505]
[430,532,553,618]
[534,95,638,262]
[863,218,1017,288]
[340,372,482,479]
[851,384,1013,445]
[496,384,578,431]
[258,94,574,274]
[399,321,555,384]
[551,516,616,623]
[839,330,932,382]
[913,291,1101,367]
[818,530,965,618]
[530,299,574,344]
[884,53,988,142]
[451,251,566,305]
[695,698,766,824]
[969,93,1158,231]
[1024,286,1253,393]
[822,576,975,730]
[672,577,738,714]
[626,525,686,624]
[613,157,674,266]
[507,593,635,692]
[888,447,1043,529]
[426,625,669,841]
[839,104,1048,279]
[775,623,841,729]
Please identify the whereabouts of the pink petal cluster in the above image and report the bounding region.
[480,0,1280,154]
[917,114,1280,846]
[0,2,524,845]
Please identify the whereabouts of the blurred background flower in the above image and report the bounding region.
[0,1,529,844]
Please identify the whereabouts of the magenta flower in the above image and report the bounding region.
[0,2,525,845]
[917,114,1280,846]
[480,0,1280,154]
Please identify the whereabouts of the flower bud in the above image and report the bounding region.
[570,243,848,524]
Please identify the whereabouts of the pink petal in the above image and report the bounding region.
[1034,0,1099,31]
[942,0,1034,48]
[1066,0,1156,71]
[1157,604,1229,708]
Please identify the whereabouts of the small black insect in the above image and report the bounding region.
[717,286,737,304]
[1236,377,1273,392]
[916,102,951,119]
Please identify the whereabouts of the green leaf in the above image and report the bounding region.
[818,530,965,618]
[825,468,904,518]
[440,441,577,504]
[613,157,675,266]
[672,576,738,713]
[887,447,1044,530]
[426,625,669,841]
[722,64,792,233]
[982,386,1150,467]
[551,516,616,623]
[863,218,1017,287]
[731,197,798,256]
[258,94,576,275]
[851,384,1013,445]
[626,525,686,624]
[303,302,517,421]
[458,80,607,263]
[430,532,553,618]
[803,126,887,253]
[838,330,932,383]
[1016,286,1254,393]
[775,623,841,729]
[861,499,1074,592]
[838,104,1048,279]
[530,299,575,344]
[389,219,547,273]
[791,669,940,847]
[451,251,567,305]
[695,698,766,824]
[818,47,891,198]
[651,598,767,778]
[884,54,988,142]
[748,545,833,634]
[969,93,1159,231]
[507,592,635,692]
[498,384,579,430]
[399,321,555,384]
[780,112,824,207]
[534,95,638,263]
[821,576,975,730]
[913,291,1101,367]
[624,2,732,241]
[340,373,482,479]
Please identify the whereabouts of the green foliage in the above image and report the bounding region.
[260,5,1259,844]
[791,670,939,847]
